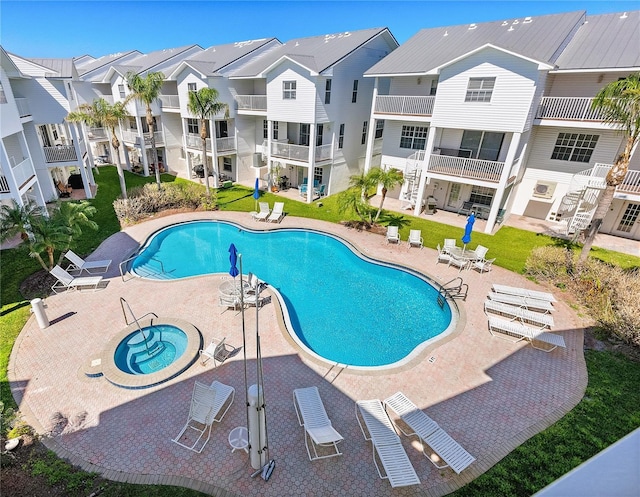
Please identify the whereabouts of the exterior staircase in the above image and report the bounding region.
[400,150,425,209]
[559,164,609,236]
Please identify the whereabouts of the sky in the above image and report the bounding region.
[1,0,638,59]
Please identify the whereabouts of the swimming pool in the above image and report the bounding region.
[131,221,455,368]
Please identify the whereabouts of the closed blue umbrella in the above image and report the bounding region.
[253,178,260,211]
[461,212,476,250]
[229,243,239,278]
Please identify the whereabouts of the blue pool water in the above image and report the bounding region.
[114,324,188,375]
[131,221,453,367]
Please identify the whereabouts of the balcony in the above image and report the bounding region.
[88,127,108,140]
[15,98,31,118]
[619,170,640,195]
[43,146,78,163]
[13,157,36,187]
[426,154,504,183]
[374,95,435,117]
[186,133,211,151]
[216,136,236,153]
[270,142,333,163]
[121,130,164,146]
[159,94,180,109]
[536,97,607,122]
[235,95,267,113]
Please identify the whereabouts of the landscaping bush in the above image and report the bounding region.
[526,246,640,346]
[113,183,216,225]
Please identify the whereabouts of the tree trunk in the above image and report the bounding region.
[111,131,127,199]
[147,109,161,190]
[374,187,387,222]
[202,141,211,199]
[578,184,616,263]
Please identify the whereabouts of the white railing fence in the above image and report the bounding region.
[427,155,504,182]
[374,95,435,116]
[15,98,30,117]
[536,97,605,121]
[159,95,180,108]
[43,146,78,163]
[235,95,267,111]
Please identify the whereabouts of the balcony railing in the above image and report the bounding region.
[536,97,607,122]
[121,129,164,146]
[13,157,36,187]
[374,95,435,116]
[235,95,267,112]
[186,133,211,151]
[88,127,108,140]
[43,146,78,163]
[15,98,31,117]
[427,154,504,182]
[216,136,236,152]
[315,143,333,162]
[582,163,640,195]
[159,94,180,108]
[269,142,333,163]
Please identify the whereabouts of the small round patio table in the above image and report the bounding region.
[228,426,249,453]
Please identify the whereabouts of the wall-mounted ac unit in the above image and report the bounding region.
[532,180,557,199]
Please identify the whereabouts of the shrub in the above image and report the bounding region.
[113,183,216,224]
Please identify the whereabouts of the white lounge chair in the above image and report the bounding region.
[199,337,237,367]
[50,265,103,294]
[471,256,495,274]
[253,202,270,221]
[267,201,285,223]
[492,284,557,303]
[355,399,420,488]
[64,250,111,274]
[436,244,451,264]
[488,292,555,313]
[484,300,554,329]
[488,316,566,352]
[443,238,457,253]
[293,386,344,461]
[386,226,400,244]
[172,380,235,453]
[408,230,423,249]
[384,392,476,474]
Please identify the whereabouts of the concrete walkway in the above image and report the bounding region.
[9,211,588,496]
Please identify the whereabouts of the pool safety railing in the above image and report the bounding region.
[438,277,468,307]
[120,297,159,358]
[322,362,348,384]
[119,254,167,282]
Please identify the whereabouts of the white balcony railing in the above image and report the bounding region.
[43,146,78,163]
[315,143,333,161]
[536,97,607,121]
[186,133,211,151]
[15,98,31,117]
[121,129,164,146]
[159,94,180,108]
[427,154,504,182]
[271,142,309,161]
[13,157,36,187]
[216,136,236,152]
[235,95,267,112]
[374,95,435,116]
[88,127,108,140]
[619,170,640,194]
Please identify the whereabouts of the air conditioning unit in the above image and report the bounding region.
[532,180,557,199]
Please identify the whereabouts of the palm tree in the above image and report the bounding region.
[67,98,130,199]
[187,87,229,194]
[349,172,377,202]
[337,187,374,227]
[53,201,98,264]
[579,73,640,263]
[28,216,69,270]
[370,167,404,222]
[125,71,166,189]
[0,201,44,243]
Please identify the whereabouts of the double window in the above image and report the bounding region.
[460,130,504,161]
[338,124,345,149]
[361,121,368,145]
[375,120,384,139]
[263,120,268,139]
[118,84,126,99]
[222,157,232,172]
[283,81,296,100]
[469,186,494,206]
[400,125,428,150]
[551,133,599,162]
[300,124,310,146]
[187,82,197,93]
[272,122,279,140]
[465,77,495,102]
[325,79,332,104]
[187,118,198,134]
[316,124,323,147]
[352,80,358,103]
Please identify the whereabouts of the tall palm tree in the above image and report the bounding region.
[125,71,166,189]
[67,98,130,199]
[579,72,640,263]
[187,87,229,194]
[370,166,404,222]
[0,201,44,243]
[349,172,377,202]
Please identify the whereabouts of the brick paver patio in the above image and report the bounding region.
[9,211,587,496]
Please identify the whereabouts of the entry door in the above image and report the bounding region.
[39,125,52,147]
[612,202,640,238]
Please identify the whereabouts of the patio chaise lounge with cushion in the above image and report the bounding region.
[267,201,285,223]
[172,380,235,453]
[484,299,554,329]
[355,399,420,488]
[487,316,566,352]
[50,265,103,293]
[64,249,112,274]
[383,391,476,475]
[488,292,555,313]
[293,386,344,461]
[491,284,557,303]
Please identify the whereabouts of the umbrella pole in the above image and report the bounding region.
[238,255,251,466]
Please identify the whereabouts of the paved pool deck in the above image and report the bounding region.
[9,211,588,496]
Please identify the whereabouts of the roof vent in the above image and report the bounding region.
[443,30,448,37]
[295,42,299,46]
[501,21,509,26]
[512,19,519,25]
[508,26,514,32]
[468,23,477,30]
[523,17,532,23]
[620,12,628,19]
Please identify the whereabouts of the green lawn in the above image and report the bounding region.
[1,166,639,496]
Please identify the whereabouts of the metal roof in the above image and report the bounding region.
[182,38,279,76]
[75,51,141,76]
[125,45,202,75]
[26,57,75,78]
[231,28,394,78]
[365,11,586,76]
[554,11,640,70]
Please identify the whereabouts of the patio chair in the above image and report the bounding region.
[199,337,237,367]
[64,250,112,275]
[172,380,235,453]
[447,253,469,272]
[436,244,451,264]
[483,300,554,329]
[491,284,557,303]
[56,181,72,198]
[488,292,555,313]
[408,230,423,249]
[443,238,457,253]
[293,386,344,461]
[487,316,565,352]
[267,202,285,223]
[314,184,326,198]
[474,245,489,260]
[386,226,400,244]
[253,202,270,221]
[471,257,495,274]
[219,294,241,313]
[355,399,420,488]
[384,392,476,474]
[457,201,474,216]
[50,265,103,294]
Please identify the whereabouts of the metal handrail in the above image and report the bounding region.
[119,297,158,357]
[119,254,166,281]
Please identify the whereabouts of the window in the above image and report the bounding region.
[187,82,197,93]
[313,167,323,184]
[465,77,495,102]
[325,79,332,104]
[316,124,323,147]
[430,79,438,96]
[469,186,494,206]
[187,118,198,134]
[216,121,228,138]
[283,81,296,100]
[52,127,59,141]
[361,121,368,145]
[0,82,6,104]
[300,123,310,146]
[551,133,599,162]
[272,122,279,140]
[399,125,428,150]
[375,120,384,139]
[351,80,358,103]
[460,130,504,161]
[118,84,125,99]
[263,120,268,139]
[222,157,232,172]
[338,123,345,149]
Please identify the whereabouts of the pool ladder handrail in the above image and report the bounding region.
[119,254,166,282]
[120,297,159,357]
[438,277,468,305]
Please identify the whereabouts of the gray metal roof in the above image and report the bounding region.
[554,11,640,70]
[365,11,586,76]
[232,28,393,77]
[26,57,75,78]
[125,45,202,74]
[183,38,279,76]
[75,51,141,76]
